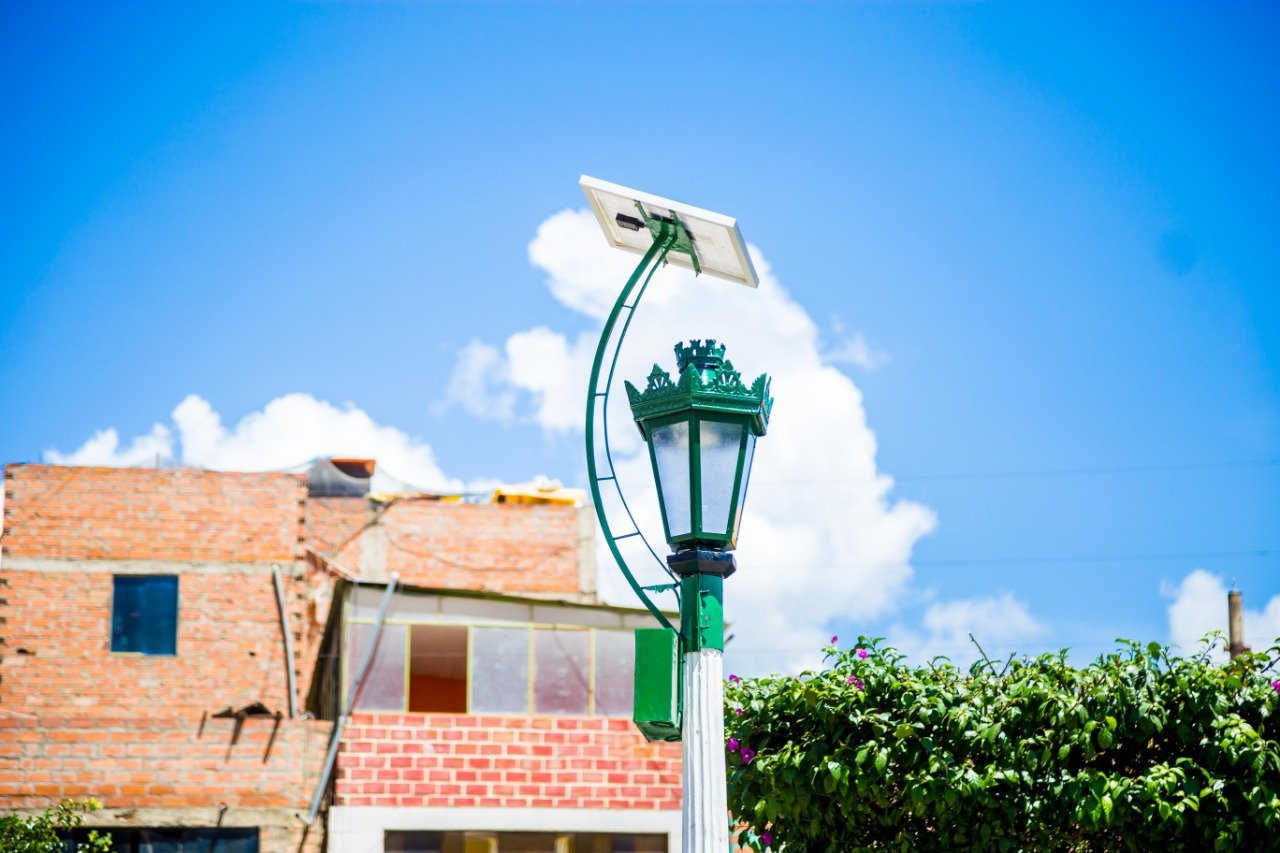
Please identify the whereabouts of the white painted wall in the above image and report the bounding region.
[327,806,681,852]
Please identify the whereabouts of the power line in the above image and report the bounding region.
[748,548,1276,571]
[757,458,1279,486]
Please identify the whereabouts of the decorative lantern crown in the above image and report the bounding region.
[625,339,772,435]
[675,339,726,376]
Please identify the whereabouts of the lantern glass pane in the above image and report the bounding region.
[699,419,746,537]
[650,421,692,538]
[732,433,757,541]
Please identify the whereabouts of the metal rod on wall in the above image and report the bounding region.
[273,566,299,719]
[304,574,400,825]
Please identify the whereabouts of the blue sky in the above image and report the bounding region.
[3,2,1278,672]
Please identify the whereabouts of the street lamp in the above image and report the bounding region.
[578,176,770,852]
[627,339,770,849]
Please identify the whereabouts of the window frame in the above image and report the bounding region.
[109,574,180,656]
[342,602,635,718]
[384,829,668,852]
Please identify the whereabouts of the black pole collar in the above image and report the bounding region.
[666,548,736,578]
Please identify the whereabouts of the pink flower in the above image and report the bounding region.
[740,746,756,764]
[856,647,869,659]
[728,674,741,683]
[727,737,739,752]
[1272,680,1280,694]
[734,708,744,715]
[847,676,863,690]
[830,635,838,644]
[760,830,773,847]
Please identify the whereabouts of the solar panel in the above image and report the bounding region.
[579,175,760,288]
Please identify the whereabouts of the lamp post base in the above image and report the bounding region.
[682,647,728,852]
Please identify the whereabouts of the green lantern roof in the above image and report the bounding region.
[624,339,773,434]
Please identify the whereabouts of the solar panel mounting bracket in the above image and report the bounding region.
[634,203,702,276]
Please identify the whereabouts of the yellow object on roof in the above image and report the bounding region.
[493,484,585,506]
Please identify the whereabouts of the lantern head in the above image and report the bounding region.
[625,339,772,558]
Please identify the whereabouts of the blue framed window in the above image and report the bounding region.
[111,575,179,655]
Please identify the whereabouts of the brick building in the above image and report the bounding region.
[1,460,681,852]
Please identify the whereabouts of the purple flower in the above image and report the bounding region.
[728,674,741,683]
[856,647,869,659]
[740,746,756,764]
[727,737,739,752]
[830,635,838,644]
[1272,680,1280,694]
[735,708,745,715]
[846,676,864,690]
[760,830,773,847]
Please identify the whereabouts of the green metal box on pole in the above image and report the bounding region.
[633,628,681,742]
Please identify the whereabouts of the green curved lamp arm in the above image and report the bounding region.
[585,222,678,632]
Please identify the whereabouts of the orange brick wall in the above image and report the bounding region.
[4,465,589,596]
[333,714,681,811]
[0,463,617,851]
[2,463,593,720]
[373,501,584,595]
[0,714,331,810]
[3,465,306,563]
[304,496,364,568]
[3,569,299,716]
[0,464,337,851]
[0,714,331,851]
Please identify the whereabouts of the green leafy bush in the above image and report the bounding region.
[0,799,112,853]
[724,637,1280,852]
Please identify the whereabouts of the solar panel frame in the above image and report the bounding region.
[579,175,760,288]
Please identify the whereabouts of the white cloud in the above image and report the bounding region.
[1166,569,1280,660]
[527,210,650,321]
[446,341,516,421]
[45,423,173,467]
[890,592,1047,663]
[502,327,596,434]
[825,331,891,371]
[444,327,598,433]
[47,392,464,493]
[449,206,937,674]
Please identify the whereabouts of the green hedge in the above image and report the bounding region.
[724,637,1280,852]
[0,800,111,853]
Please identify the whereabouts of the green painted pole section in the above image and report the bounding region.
[678,573,724,652]
[585,224,678,633]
